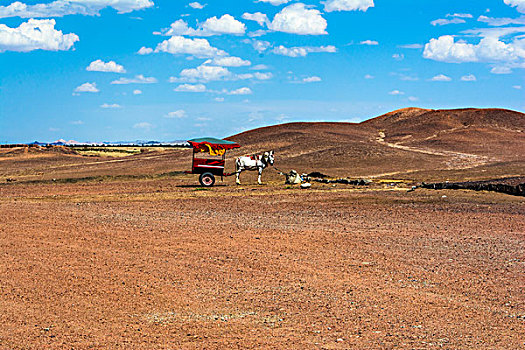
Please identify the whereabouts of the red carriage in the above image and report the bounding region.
[186,137,241,187]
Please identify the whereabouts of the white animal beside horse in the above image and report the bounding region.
[235,150,274,185]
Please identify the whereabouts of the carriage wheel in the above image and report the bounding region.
[199,172,215,187]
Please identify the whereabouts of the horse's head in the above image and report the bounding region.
[265,150,274,166]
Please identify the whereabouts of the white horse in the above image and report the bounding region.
[235,150,274,185]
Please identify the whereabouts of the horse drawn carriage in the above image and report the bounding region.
[186,137,241,187]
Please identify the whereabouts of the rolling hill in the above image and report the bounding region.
[1,108,523,182]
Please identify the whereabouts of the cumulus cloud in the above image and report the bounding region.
[165,110,186,118]
[144,36,227,58]
[162,15,246,36]
[272,44,336,57]
[0,0,154,18]
[188,2,205,9]
[242,12,270,26]
[170,63,272,83]
[0,19,78,52]
[74,82,99,93]
[423,35,523,63]
[174,83,207,92]
[269,3,327,35]
[430,74,452,81]
[111,74,157,84]
[364,74,374,79]
[101,103,122,108]
[323,0,374,13]
[172,65,231,83]
[86,59,126,73]
[204,56,251,67]
[133,89,142,95]
[505,0,525,14]
[461,74,477,81]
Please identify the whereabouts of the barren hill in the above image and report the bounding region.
[1,108,523,182]
[229,108,524,180]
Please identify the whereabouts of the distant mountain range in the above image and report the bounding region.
[27,139,190,147]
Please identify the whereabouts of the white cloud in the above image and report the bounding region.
[133,122,152,130]
[423,35,523,63]
[137,46,153,55]
[447,13,473,18]
[251,64,269,70]
[242,12,270,26]
[70,120,84,125]
[253,72,273,80]
[364,74,374,79]
[133,89,142,95]
[272,44,337,57]
[0,0,154,18]
[398,43,423,49]
[149,36,227,58]
[86,59,126,73]
[513,85,522,89]
[227,87,252,95]
[389,90,404,95]
[243,38,271,53]
[189,2,205,9]
[170,63,272,83]
[111,74,157,84]
[431,18,466,26]
[165,110,186,118]
[477,15,525,26]
[174,83,207,92]
[162,15,246,36]
[269,3,327,35]
[323,0,374,13]
[214,97,225,102]
[360,40,378,45]
[74,82,99,93]
[392,53,404,60]
[505,0,525,14]
[0,19,78,52]
[173,65,232,82]
[408,96,419,102]
[490,66,512,74]
[204,56,251,67]
[256,0,290,5]
[303,76,321,82]
[430,74,452,81]
[101,103,122,108]
[461,74,477,81]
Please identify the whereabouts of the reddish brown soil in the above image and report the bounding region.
[0,108,524,348]
[0,178,523,349]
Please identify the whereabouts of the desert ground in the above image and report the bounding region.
[0,108,524,349]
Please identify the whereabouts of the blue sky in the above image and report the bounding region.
[0,0,523,143]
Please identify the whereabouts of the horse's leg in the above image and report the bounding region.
[257,167,263,185]
[235,162,241,185]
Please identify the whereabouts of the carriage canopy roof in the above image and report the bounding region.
[187,137,241,150]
